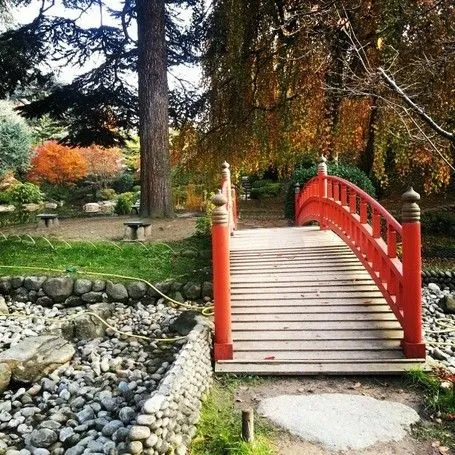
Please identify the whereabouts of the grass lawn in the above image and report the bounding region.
[0,235,211,283]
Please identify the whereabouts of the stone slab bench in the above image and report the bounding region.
[37,213,59,228]
[123,220,151,241]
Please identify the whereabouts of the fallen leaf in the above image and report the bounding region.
[264,356,275,360]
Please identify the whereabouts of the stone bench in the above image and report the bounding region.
[123,220,151,241]
[37,213,59,228]
[131,201,140,215]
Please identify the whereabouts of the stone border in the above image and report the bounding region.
[128,321,213,455]
[422,270,455,291]
[0,276,213,307]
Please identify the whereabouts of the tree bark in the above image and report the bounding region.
[359,95,378,177]
[137,0,174,218]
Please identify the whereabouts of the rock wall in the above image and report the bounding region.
[0,276,213,307]
[422,270,455,291]
[128,322,212,455]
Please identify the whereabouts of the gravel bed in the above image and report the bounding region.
[0,299,183,454]
[423,283,455,372]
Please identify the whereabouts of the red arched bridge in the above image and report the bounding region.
[211,159,426,375]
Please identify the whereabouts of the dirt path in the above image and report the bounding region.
[1,214,198,242]
[233,376,450,455]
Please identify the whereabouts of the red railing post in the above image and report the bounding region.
[401,187,425,358]
[222,161,234,234]
[294,182,300,224]
[318,156,328,230]
[211,190,233,360]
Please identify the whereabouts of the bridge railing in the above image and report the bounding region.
[295,157,425,359]
[211,161,237,360]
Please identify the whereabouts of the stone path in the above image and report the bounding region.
[257,393,420,452]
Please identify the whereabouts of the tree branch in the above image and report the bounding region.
[378,67,454,143]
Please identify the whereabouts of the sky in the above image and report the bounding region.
[13,0,202,88]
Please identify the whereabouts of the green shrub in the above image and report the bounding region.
[285,162,376,219]
[97,188,116,201]
[113,173,134,193]
[132,185,141,192]
[0,191,11,204]
[195,215,211,237]
[114,192,136,215]
[421,211,455,236]
[8,183,43,206]
[250,180,282,199]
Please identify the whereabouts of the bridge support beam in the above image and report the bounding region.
[212,190,233,360]
[401,188,426,359]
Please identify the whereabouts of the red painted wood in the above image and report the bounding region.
[296,174,424,359]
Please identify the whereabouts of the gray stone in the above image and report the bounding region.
[428,282,440,292]
[0,276,11,293]
[81,292,103,304]
[76,407,95,423]
[63,296,83,308]
[59,426,75,443]
[0,336,75,382]
[432,347,449,361]
[0,295,8,314]
[148,282,170,298]
[74,279,92,295]
[24,276,47,291]
[92,280,105,292]
[101,420,123,437]
[118,406,135,424]
[182,282,201,300]
[201,281,213,299]
[170,311,199,336]
[74,315,105,340]
[126,281,147,299]
[42,277,74,302]
[144,433,158,448]
[439,294,455,314]
[39,420,61,430]
[36,296,54,307]
[13,286,29,303]
[11,276,24,288]
[31,450,49,455]
[257,394,420,451]
[105,281,128,302]
[30,428,58,448]
[129,425,151,440]
[170,281,183,291]
[173,291,185,303]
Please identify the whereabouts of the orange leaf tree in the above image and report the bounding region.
[79,145,123,189]
[28,141,88,185]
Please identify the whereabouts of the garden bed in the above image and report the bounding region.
[0,286,212,454]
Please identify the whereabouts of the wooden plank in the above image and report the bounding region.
[215,361,425,375]
[230,266,366,273]
[232,329,403,341]
[231,291,385,299]
[232,298,389,306]
[232,320,402,331]
[233,339,402,350]
[232,312,397,322]
[232,305,392,314]
[232,349,404,361]
[231,276,373,284]
[231,285,380,293]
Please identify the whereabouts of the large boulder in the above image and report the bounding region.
[106,281,128,302]
[182,282,201,300]
[439,294,455,314]
[0,336,75,382]
[0,363,11,393]
[0,296,8,314]
[74,303,112,340]
[42,277,74,302]
[126,281,147,299]
[24,276,47,291]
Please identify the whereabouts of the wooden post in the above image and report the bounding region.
[294,183,300,225]
[318,156,328,230]
[401,187,425,358]
[242,409,254,442]
[212,190,233,360]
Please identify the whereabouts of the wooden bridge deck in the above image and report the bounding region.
[215,226,426,375]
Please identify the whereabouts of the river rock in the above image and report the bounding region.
[42,277,74,302]
[126,281,147,299]
[106,281,128,302]
[30,428,58,448]
[182,282,201,300]
[0,363,11,393]
[23,276,47,291]
[74,279,92,295]
[170,311,199,336]
[0,336,75,382]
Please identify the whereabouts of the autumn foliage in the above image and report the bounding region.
[28,141,122,186]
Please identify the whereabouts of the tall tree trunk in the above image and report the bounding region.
[137,0,174,218]
[359,95,378,176]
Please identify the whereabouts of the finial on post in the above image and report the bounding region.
[318,155,327,175]
[401,187,421,223]
[221,161,230,179]
[211,190,228,225]
[294,182,300,194]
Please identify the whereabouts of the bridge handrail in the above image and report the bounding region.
[295,158,425,359]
